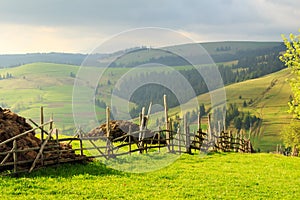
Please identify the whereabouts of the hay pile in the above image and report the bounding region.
[87,120,140,141]
[0,107,85,171]
[87,120,165,144]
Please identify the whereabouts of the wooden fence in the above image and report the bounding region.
[0,97,254,174]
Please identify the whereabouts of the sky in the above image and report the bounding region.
[0,0,299,54]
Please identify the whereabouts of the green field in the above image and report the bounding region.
[0,153,299,199]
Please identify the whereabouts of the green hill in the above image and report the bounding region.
[170,68,292,152]
[0,63,84,133]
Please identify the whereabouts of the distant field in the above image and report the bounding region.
[0,153,299,199]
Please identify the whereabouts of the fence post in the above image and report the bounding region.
[79,130,83,156]
[184,113,191,154]
[106,107,112,158]
[56,128,59,164]
[158,127,161,153]
[177,126,181,154]
[50,113,53,130]
[170,119,174,153]
[129,125,132,155]
[139,107,145,153]
[40,106,44,142]
[164,95,170,152]
[13,139,17,173]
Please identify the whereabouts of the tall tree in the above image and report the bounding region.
[280,30,300,155]
[280,30,300,119]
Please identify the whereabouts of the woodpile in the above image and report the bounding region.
[0,107,85,171]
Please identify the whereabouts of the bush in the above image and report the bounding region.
[280,120,300,156]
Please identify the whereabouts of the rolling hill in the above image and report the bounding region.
[170,68,292,152]
[0,61,292,152]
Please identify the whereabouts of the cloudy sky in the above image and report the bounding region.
[1,0,299,54]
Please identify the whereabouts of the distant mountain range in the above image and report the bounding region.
[0,41,284,68]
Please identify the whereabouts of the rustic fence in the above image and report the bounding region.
[1,96,254,175]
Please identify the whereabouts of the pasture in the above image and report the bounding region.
[0,153,299,199]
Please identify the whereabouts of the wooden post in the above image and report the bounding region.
[229,130,232,151]
[49,113,53,130]
[187,126,191,154]
[170,119,174,152]
[139,107,145,153]
[198,112,201,132]
[40,106,44,142]
[146,102,152,128]
[106,107,111,157]
[163,95,170,152]
[158,127,161,153]
[56,128,59,164]
[13,139,17,173]
[184,113,191,154]
[129,125,132,155]
[139,107,145,140]
[198,112,202,151]
[207,114,211,142]
[177,126,181,154]
[79,130,83,156]
[106,107,110,138]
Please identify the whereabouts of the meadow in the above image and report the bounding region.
[0,153,299,199]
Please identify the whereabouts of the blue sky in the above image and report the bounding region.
[1,0,299,53]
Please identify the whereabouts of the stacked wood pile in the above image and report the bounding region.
[0,107,85,171]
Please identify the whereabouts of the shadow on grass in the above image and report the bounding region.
[16,160,125,178]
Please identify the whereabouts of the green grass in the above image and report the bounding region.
[0,153,299,199]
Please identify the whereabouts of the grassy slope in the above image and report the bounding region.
[0,153,299,199]
[170,68,292,152]
[0,63,88,133]
[0,63,135,133]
